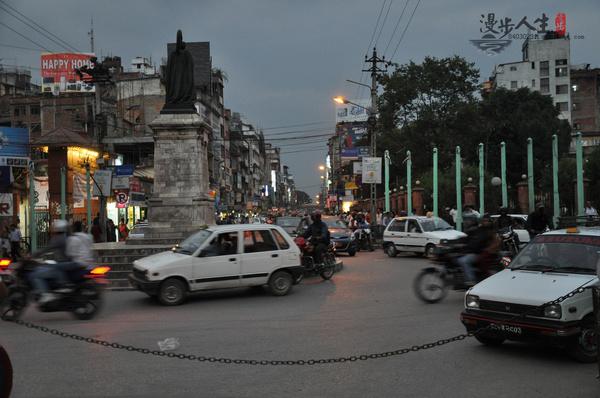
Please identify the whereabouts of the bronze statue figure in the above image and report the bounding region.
[162,30,196,113]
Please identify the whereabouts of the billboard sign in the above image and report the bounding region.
[337,123,368,159]
[362,157,382,184]
[40,53,96,94]
[0,127,30,167]
[0,193,12,216]
[34,177,49,209]
[335,99,370,123]
[92,170,112,197]
[352,161,362,175]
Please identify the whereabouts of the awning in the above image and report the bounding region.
[31,127,95,148]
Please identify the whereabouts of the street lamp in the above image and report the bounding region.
[318,165,325,171]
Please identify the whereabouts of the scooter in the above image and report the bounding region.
[0,258,109,321]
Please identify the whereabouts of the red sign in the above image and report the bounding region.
[555,13,567,37]
[115,191,129,209]
[129,177,141,193]
[40,53,96,94]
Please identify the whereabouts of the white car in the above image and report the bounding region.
[461,227,600,362]
[382,216,466,258]
[129,224,304,305]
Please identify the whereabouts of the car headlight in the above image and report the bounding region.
[543,304,562,319]
[440,239,449,245]
[466,294,480,309]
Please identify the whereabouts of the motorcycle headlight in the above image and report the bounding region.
[543,304,562,319]
[350,233,355,241]
[466,294,480,309]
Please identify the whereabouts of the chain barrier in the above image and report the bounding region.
[2,283,592,366]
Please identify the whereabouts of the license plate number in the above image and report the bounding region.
[490,324,522,335]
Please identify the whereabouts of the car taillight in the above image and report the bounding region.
[0,258,11,268]
[89,266,111,276]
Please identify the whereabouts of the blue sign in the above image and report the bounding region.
[0,127,29,158]
[341,146,370,159]
[115,164,134,176]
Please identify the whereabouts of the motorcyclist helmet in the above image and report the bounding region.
[499,207,508,215]
[310,211,322,223]
[52,219,69,233]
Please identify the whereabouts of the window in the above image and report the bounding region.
[540,61,549,77]
[243,230,278,253]
[510,81,517,89]
[556,102,569,112]
[30,106,40,115]
[531,79,536,88]
[573,123,580,130]
[556,84,569,94]
[271,229,290,250]
[174,229,212,255]
[555,59,568,66]
[407,220,422,233]
[572,103,578,111]
[203,232,239,257]
[509,66,517,71]
[388,220,406,232]
[572,84,578,92]
[555,67,568,77]
[540,78,550,94]
[531,62,535,69]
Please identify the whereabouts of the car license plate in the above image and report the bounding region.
[490,323,522,335]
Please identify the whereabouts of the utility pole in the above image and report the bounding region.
[88,17,95,53]
[362,48,387,225]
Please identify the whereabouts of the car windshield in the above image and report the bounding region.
[174,229,212,255]
[276,217,300,227]
[420,217,453,232]
[323,218,348,229]
[510,234,600,274]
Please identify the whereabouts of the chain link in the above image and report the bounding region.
[2,283,592,366]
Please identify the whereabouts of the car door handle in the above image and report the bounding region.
[271,253,279,258]
[228,258,236,262]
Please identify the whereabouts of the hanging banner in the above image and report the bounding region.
[362,157,382,184]
[92,170,112,197]
[0,193,12,216]
[33,177,49,209]
[73,173,86,208]
[352,161,362,175]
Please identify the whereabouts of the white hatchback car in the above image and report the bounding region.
[461,227,600,362]
[383,216,466,258]
[129,224,303,305]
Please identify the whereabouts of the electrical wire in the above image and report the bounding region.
[382,0,410,57]
[0,0,80,52]
[0,21,52,52]
[389,0,421,62]
[374,0,394,48]
[0,42,41,52]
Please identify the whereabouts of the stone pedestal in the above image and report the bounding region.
[516,181,529,214]
[142,113,213,242]
[412,187,425,215]
[463,184,477,208]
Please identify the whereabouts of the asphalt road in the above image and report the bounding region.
[2,251,599,398]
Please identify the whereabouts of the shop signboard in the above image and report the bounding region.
[112,175,130,190]
[115,164,134,176]
[335,99,370,123]
[362,157,382,184]
[34,177,49,209]
[73,173,85,208]
[352,161,362,175]
[129,177,141,192]
[0,193,12,216]
[92,170,112,197]
[129,192,147,207]
[0,127,30,167]
[40,53,95,94]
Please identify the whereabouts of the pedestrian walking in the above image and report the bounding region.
[118,218,129,241]
[91,218,102,243]
[106,219,117,242]
[8,224,21,261]
[585,201,598,217]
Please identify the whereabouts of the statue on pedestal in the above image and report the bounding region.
[161,30,196,114]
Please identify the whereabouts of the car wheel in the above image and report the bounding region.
[424,244,435,258]
[347,248,356,257]
[158,278,187,306]
[568,316,597,363]
[267,271,293,296]
[474,332,505,346]
[385,244,397,258]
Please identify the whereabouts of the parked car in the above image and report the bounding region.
[297,216,357,256]
[275,216,302,236]
[490,214,530,246]
[128,222,149,240]
[128,225,304,305]
[461,227,600,362]
[382,216,466,258]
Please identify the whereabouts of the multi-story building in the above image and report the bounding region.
[570,64,600,153]
[491,32,571,121]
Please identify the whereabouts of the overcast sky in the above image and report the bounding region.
[1,0,599,197]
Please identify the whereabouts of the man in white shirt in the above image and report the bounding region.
[8,224,21,261]
[585,201,598,217]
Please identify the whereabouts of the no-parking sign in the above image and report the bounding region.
[116,191,129,209]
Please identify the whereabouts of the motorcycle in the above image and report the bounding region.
[498,226,519,256]
[352,226,374,252]
[293,237,336,280]
[0,258,109,321]
[413,245,510,304]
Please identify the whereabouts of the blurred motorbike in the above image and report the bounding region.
[353,226,374,252]
[294,236,336,280]
[498,226,519,256]
[0,257,109,321]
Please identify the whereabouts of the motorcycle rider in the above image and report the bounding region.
[29,219,79,304]
[526,203,553,238]
[303,211,330,265]
[354,213,373,251]
[457,216,496,287]
[496,207,513,229]
[66,221,95,268]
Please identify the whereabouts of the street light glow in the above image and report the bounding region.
[318,165,325,171]
[333,96,346,104]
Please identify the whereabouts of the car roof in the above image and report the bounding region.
[542,227,600,237]
[392,216,436,221]
[204,224,286,233]
[489,214,528,218]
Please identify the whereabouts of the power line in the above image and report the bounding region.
[383,0,410,57]
[0,4,66,52]
[0,42,40,52]
[374,0,394,48]
[355,0,388,100]
[0,20,52,52]
[389,0,421,62]
[260,121,330,130]
[0,0,80,52]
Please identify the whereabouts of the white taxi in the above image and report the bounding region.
[461,227,600,362]
[128,225,304,305]
[382,216,466,257]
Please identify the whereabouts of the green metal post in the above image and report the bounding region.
[456,146,462,232]
[433,148,438,217]
[86,165,92,232]
[576,132,584,217]
[406,150,412,215]
[552,135,560,228]
[29,163,37,252]
[384,150,390,213]
[478,143,484,215]
[60,165,66,220]
[501,142,507,208]
[527,138,534,213]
